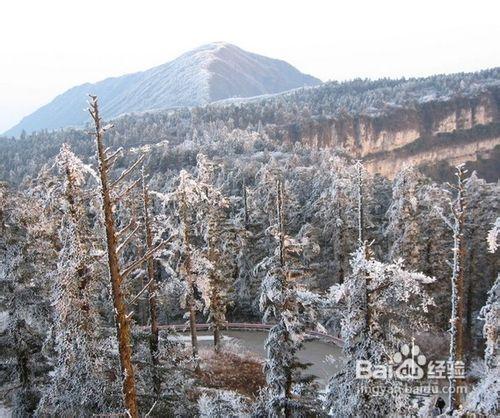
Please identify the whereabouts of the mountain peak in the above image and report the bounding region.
[5,43,321,136]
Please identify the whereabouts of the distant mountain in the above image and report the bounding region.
[4,42,321,136]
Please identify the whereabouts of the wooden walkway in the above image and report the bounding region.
[157,322,344,347]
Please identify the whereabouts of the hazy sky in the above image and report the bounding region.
[1,0,499,133]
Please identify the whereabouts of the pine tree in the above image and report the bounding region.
[325,245,435,416]
[156,168,209,361]
[258,177,320,417]
[36,144,110,415]
[196,154,240,352]
[466,218,500,415]
[1,186,58,415]
[386,165,427,265]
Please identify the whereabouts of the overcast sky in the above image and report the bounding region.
[1,0,499,133]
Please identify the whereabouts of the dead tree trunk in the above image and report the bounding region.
[141,167,161,396]
[89,96,139,418]
[448,164,467,412]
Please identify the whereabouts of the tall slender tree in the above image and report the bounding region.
[258,176,320,417]
[88,96,163,417]
[436,164,468,412]
[141,166,161,396]
[196,154,239,353]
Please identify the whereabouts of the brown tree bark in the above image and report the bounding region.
[89,96,139,418]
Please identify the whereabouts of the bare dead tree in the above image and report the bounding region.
[88,96,163,418]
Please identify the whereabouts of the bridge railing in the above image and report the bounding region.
[156,322,343,347]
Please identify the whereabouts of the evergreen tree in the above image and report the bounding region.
[324,245,434,416]
[36,145,111,415]
[466,218,500,415]
[258,177,320,417]
[1,186,57,415]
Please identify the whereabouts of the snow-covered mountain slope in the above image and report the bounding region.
[4,42,321,136]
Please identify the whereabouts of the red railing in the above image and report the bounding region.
[157,322,343,347]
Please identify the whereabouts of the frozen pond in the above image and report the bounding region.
[176,329,344,385]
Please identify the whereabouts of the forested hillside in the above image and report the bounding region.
[1,67,499,187]
[1,87,499,415]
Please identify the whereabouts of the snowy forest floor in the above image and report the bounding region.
[197,346,265,398]
[185,330,344,386]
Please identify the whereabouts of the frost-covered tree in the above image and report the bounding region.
[324,245,434,417]
[465,274,500,415]
[386,167,454,330]
[156,167,211,360]
[386,165,427,265]
[35,144,112,415]
[198,390,246,417]
[139,166,162,396]
[308,156,359,288]
[258,177,321,417]
[435,164,468,412]
[196,155,240,352]
[466,220,500,415]
[487,217,500,254]
[1,185,58,416]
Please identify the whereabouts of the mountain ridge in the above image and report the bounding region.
[4,42,321,136]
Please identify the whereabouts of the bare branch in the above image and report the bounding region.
[114,178,141,204]
[117,219,137,240]
[121,240,167,280]
[102,123,114,132]
[145,401,158,418]
[105,147,123,163]
[129,278,155,305]
[117,225,140,255]
[110,154,145,189]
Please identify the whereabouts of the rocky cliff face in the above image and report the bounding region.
[273,86,500,179]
